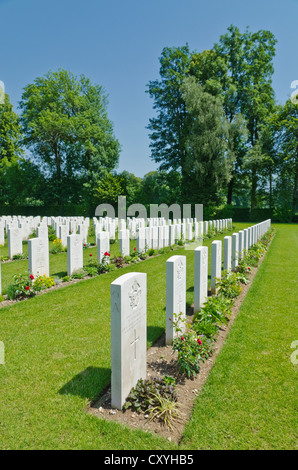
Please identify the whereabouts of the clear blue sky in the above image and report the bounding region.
[0,0,296,177]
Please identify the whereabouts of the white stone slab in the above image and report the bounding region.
[111,272,147,409]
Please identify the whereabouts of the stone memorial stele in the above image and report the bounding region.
[67,234,83,276]
[194,246,208,313]
[97,231,110,263]
[211,240,222,295]
[111,272,147,410]
[7,227,22,259]
[28,237,50,278]
[232,233,239,271]
[166,255,186,345]
[224,236,232,272]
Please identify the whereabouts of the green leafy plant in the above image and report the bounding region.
[7,272,39,300]
[71,269,87,279]
[198,295,233,327]
[111,256,126,268]
[192,318,218,340]
[124,376,178,418]
[216,270,242,299]
[32,274,55,290]
[50,238,66,254]
[147,393,181,429]
[12,253,27,260]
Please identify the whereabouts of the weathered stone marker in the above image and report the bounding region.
[111,272,147,410]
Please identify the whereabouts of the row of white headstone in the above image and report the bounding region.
[110,219,271,409]
[0,216,233,289]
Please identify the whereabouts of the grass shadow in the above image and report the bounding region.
[59,366,110,401]
[147,325,164,347]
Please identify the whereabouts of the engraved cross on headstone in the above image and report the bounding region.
[130,329,139,360]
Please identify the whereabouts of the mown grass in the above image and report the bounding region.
[1,222,295,449]
[180,223,298,450]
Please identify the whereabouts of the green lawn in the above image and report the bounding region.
[0,223,296,449]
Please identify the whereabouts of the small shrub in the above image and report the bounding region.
[71,269,87,280]
[32,275,55,291]
[216,271,242,299]
[198,295,233,327]
[7,272,39,300]
[50,238,66,254]
[111,256,126,268]
[192,318,218,340]
[124,376,177,413]
[84,266,99,277]
[12,253,27,260]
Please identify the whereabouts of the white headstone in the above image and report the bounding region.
[232,233,239,271]
[194,246,208,313]
[224,236,232,272]
[28,237,50,278]
[67,235,83,276]
[97,231,110,263]
[119,229,130,257]
[211,240,222,295]
[7,227,22,259]
[166,255,186,345]
[111,272,147,410]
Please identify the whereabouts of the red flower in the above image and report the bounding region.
[197,339,202,345]
[181,336,185,341]
[25,286,30,291]
[30,274,34,280]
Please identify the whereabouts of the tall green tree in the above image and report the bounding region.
[0,93,24,206]
[19,69,120,207]
[146,45,192,200]
[271,99,298,220]
[181,77,232,206]
[214,25,277,208]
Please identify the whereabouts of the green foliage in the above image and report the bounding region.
[49,238,66,254]
[32,275,55,290]
[7,272,38,300]
[110,256,126,269]
[124,376,177,413]
[12,253,27,260]
[198,295,233,327]
[216,270,242,299]
[19,69,120,206]
[71,269,87,280]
